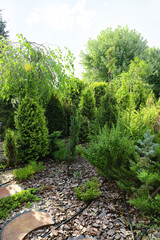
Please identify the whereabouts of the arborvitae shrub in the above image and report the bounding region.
[15,95,49,163]
[45,94,67,137]
[63,100,72,136]
[79,88,96,121]
[96,86,117,128]
[0,99,15,139]
[79,117,90,143]
[91,82,108,108]
[3,129,17,166]
[68,77,87,107]
[66,105,81,173]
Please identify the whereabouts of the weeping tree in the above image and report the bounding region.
[0,35,75,106]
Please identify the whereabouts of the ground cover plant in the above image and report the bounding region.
[75,177,101,202]
[13,161,45,181]
[0,188,40,220]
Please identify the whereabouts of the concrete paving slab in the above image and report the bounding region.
[1,211,54,240]
[0,184,22,199]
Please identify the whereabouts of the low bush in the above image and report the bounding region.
[75,177,101,202]
[13,161,45,182]
[82,121,137,181]
[0,188,40,220]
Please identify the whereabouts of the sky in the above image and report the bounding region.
[1,0,160,77]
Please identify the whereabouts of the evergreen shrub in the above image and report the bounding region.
[68,77,87,107]
[91,82,108,108]
[15,95,49,163]
[3,129,17,166]
[128,130,160,217]
[0,99,15,139]
[75,177,101,202]
[45,94,67,136]
[96,86,117,128]
[79,87,96,121]
[79,88,96,142]
[13,161,45,181]
[82,121,137,181]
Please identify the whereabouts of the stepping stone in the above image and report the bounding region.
[0,211,54,240]
[0,184,22,199]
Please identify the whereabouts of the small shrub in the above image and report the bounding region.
[48,131,62,157]
[0,188,40,220]
[13,161,45,182]
[3,129,17,166]
[54,139,68,162]
[75,177,101,202]
[127,130,160,217]
[82,121,137,181]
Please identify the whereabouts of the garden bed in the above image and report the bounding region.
[0,154,159,240]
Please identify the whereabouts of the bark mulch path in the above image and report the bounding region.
[0,142,159,240]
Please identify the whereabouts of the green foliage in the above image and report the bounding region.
[48,131,68,162]
[127,130,160,217]
[79,117,90,143]
[75,177,101,202]
[63,101,72,136]
[45,94,67,136]
[48,131,62,156]
[75,144,84,156]
[135,130,159,165]
[120,103,160,142]
[115,58,152,110]
[95,83,117,128]
[82,121,136,181]
[0,99,15,139]
[0,35,75,105]
[15,95,49,163]
[53,139,67,162]
[0,188,40,220]
[80,26,148,82]
[67,77,87,107]
[79,87,96,121]
[66,105,81,173]
[146,47,160,99]
[13,161,45,182]
[3,129,17,166]
[91,82,108,108]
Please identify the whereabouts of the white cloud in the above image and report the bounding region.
[44,0,96,32]
[26,8,40,27]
